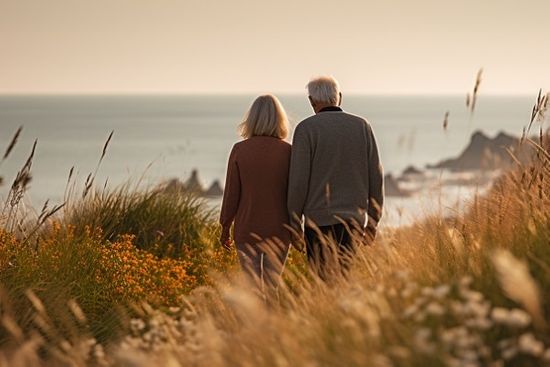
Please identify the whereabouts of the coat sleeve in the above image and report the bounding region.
[366,124,384,226]
[287,125,311,229]
[220,145,241,233]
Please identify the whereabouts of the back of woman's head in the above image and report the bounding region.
[239,95,289,139]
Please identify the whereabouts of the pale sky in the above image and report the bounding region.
[1,0,549,95]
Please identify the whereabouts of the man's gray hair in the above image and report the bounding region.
[307,76,340,105]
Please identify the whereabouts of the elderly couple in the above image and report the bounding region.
[220,76,384,288]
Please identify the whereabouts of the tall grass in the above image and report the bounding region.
[64,182,217,256]
[0,134,547,365]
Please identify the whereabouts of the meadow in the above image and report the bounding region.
[0,95,549,366]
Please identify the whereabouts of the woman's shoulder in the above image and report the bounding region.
[243,136,291,147]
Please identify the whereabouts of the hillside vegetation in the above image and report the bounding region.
[0,128,549,366]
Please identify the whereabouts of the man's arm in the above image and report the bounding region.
[287,124,311,231]
[366,124,384,233]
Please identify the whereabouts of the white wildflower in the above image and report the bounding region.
[508,308,532,328]
[455,334,481,350]
[130,318,146,333]
[388,346,410,359]
[59,340,72,352]
[401,287,414,298]
[432,284,450,299]
[465,300,490,318]
[414,328,435,354]
[94,344,105,359]
[403,304,418,318]
[421,287,434,297]
[457,349,479,363]
[168,307,181,314]
[497,338,514,350]
[465,317,492,330]
[491,307,509,324]
[413,312,426,323]
[425,302,445,316]
[461,290,484,303]
[518,333,544,357]
[501,346,518,360]
[450,301,465,316]
[492,307,531,328]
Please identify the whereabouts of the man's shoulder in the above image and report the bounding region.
[296,114,318,129]
[341,111,370,125]
[297,111,370,128]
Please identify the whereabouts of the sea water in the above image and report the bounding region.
[0,94,535,226]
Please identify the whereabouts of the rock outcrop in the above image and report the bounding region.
[205,180,224,197]
[183,169,204,194]
[402,165,424,176]
[398,165,425,183]
[427,131,534,171]
[385,173,412,197]
[163,170,224,198]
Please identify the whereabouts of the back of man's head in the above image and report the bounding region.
[307,76,341,105]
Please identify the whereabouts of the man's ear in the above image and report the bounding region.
[338,92,343,106]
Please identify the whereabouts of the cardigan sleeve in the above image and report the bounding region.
[220,144,241,231]
[366,124,384,226]
[287,124,311,229]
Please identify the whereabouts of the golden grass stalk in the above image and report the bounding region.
[1,126,23,163]
[492,249,546,328]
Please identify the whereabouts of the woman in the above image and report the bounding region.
[220,94,291,291]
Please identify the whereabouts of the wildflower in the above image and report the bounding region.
[432,284,450,299]
[414,328,435,354]
[491,307,531,328]
[421,286,434,297]
[450,301,465,316]
[491,307,509,323]
[457,349,479,363]
[465,317,492,330]
[401,287,414,298]
[464,300,490,319]
[388,346,410,359]
[501,346,518,360]
[168,307,181,314]
[403,304,418,318]
[425,302,445,316]
[518,333,544,357]
[508,308,532,328]
[130,318,146,333]
[461,290,484,303]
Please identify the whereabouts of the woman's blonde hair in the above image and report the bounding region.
[239,94,289,139]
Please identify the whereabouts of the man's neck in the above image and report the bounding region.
[317,105,343,113]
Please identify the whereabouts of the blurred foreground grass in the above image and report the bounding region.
[0,131,549,366]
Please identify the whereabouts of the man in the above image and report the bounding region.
[288,76,384,279]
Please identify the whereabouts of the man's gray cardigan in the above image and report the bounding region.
[287,106,384,229]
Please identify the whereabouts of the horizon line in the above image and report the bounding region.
[0,91,541,98]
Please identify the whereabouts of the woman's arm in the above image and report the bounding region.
[220,144,241,247]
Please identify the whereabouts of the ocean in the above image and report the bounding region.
[0,94,536,226]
